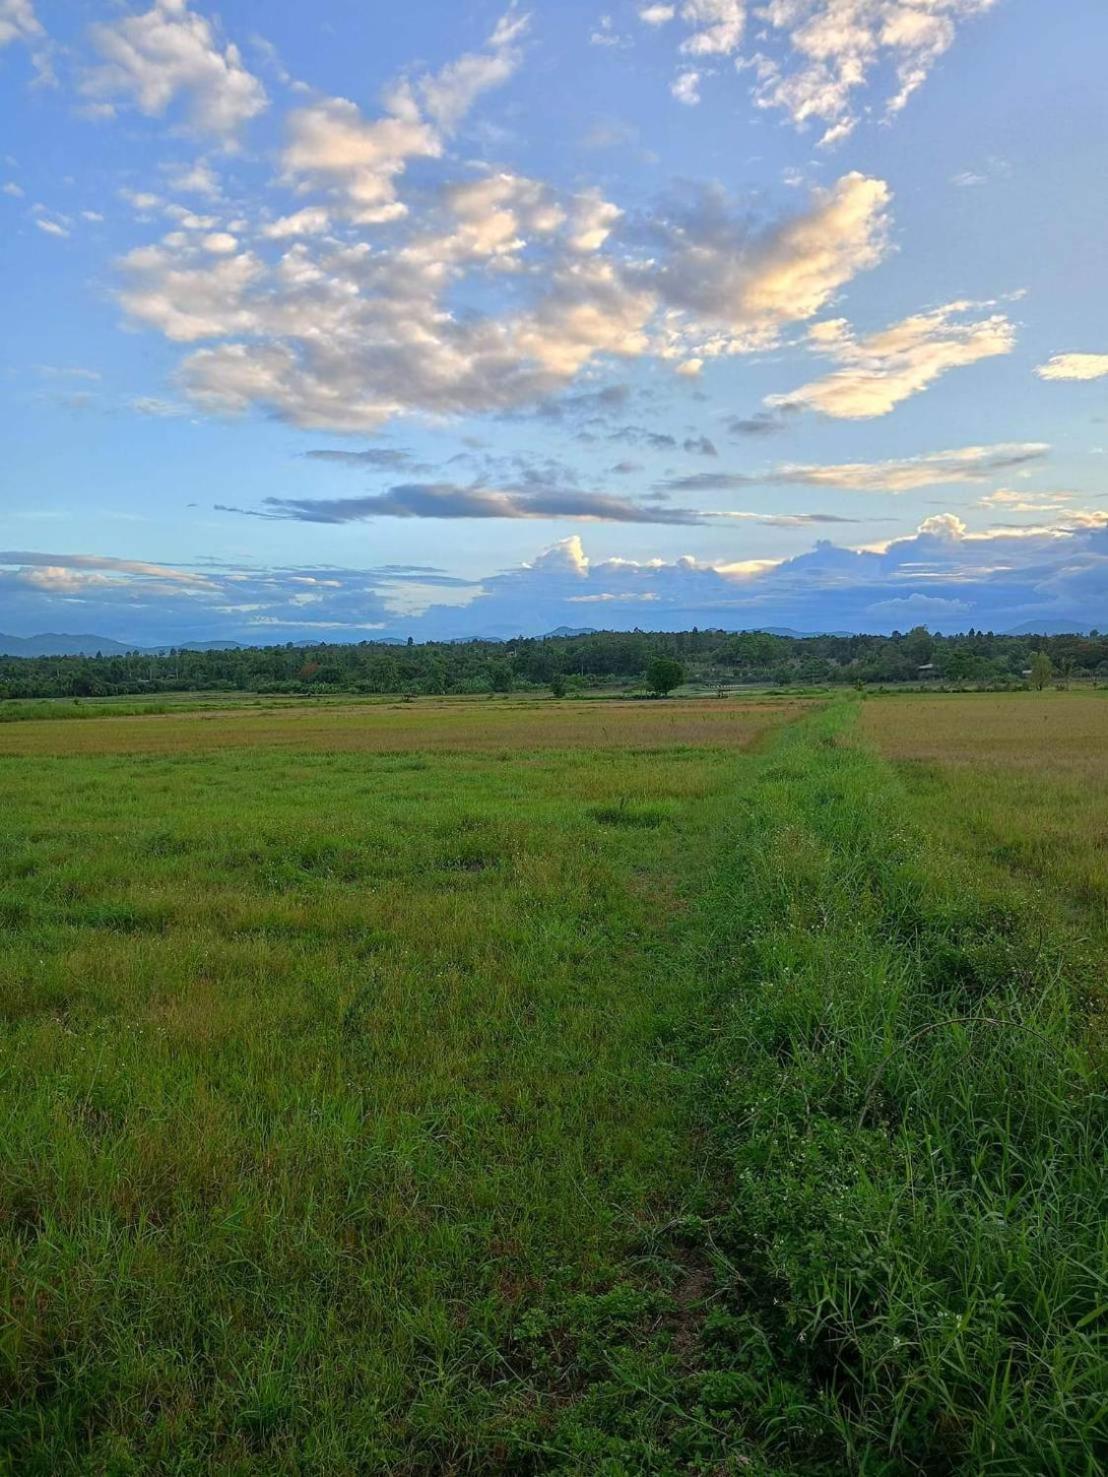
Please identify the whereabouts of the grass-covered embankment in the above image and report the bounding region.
[522,701,1107,1473]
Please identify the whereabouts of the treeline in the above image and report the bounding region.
[1,626,1104,700]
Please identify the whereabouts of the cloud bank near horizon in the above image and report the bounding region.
[3,508,1106,645]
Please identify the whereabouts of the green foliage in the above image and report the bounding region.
[5,627,1108,703]
[1031,649,1054,690]
[645,655,685,696]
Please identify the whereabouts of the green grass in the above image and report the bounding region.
[0,723,755,1473]
[0,697,1105,1473]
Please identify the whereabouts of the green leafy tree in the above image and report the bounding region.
[1030,650,1053,690]
[645,656,685,697]
[550,673,567,699]
[488,660,514,693]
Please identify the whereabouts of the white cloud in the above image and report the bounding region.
[671,68,702,104]
[649,171,891,354]
[279,12,526,224]
[0,0,40,49]
[526,535,590,575]
[8,506,1108,642]
[116,152,891,432]
[639,0,993,142]
[416,8,528,127]
[750,0,997,143]
[281,97,441,225]
[120,188,164,212]
[866,591,969,621]
[776,443,1048,492]
[200,230,237,254]
[769,299,1016,418]
[679,0,745,57]
[161,158,221,198]
[84,0,267,141]
[658,441,1050,495]
[1,549,209,586]
[118,241,262,341]
[1035,353,1108,382]
[979,488,1074,513]
[34,216,69,238]
[568,188,621,253]
[260,207,332,240]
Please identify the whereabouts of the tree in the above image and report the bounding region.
[488,660,514,693]
[645,656,685,696]
[550,672,567,699]
[1030,650,1053,690]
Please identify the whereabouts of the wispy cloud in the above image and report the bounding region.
[637,0,998,146]
[657,442,1049,494]
[768,300,1017,420]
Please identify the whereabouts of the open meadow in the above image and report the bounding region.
[0,692,1105,1474]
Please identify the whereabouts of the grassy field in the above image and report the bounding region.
[0,693,1104,1473]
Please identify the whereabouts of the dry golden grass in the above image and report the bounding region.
[0,694,805,757]
[860,691,1108,953]
[859,691,1108,775]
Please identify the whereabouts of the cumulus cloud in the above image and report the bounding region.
[260,207,331,240]
[457,512,1108,636]
[658,441,1049,494]
[279,12,526,225]
[644,172,891,356]
[7,507,1108,642]
[671,69,702,104]
[866,592,969,621]
[768,300,1017,419]
[639,4,677,24]
[84,0,267,141]
[679,0,745,57]
[114,140,887,432]
[280,98,440,226]
[161,157,221,198]
[1035,353,1108,382]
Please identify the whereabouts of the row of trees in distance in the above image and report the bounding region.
[0,626,1100,701]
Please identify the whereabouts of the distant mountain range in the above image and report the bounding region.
[0,620,1098,658]
[1003,620,1093,636]
[0,633,244,657]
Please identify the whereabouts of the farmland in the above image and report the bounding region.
[0,692,1105,1473]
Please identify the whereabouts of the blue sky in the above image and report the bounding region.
[2,0,1107,641]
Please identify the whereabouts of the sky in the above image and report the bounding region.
[2,0,1107,643]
